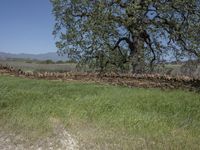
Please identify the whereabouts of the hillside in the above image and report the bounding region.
[0,52,68,61]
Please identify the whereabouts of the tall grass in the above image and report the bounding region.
[0,75,200,149]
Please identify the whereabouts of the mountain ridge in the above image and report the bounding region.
[0,52,68,61]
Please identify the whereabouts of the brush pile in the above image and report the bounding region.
[0,64,199,91]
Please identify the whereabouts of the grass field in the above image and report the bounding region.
[0,75,200,149]
[0,60,76,72]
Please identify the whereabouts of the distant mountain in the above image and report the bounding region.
[0,52,68,61]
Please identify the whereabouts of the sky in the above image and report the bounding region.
[0,0,57,54]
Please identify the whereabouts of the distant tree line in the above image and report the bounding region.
[37,59,77,64]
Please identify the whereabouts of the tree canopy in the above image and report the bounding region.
[51,0,200,73]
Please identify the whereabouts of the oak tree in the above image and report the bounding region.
[51,0,200,73]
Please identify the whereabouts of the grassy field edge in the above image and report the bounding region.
[0,75,200,149]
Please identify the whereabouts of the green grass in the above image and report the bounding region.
[0,75,200,149]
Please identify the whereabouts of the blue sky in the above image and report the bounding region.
[0,0,57,54]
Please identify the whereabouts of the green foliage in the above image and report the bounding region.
[41,59,55,64]
[56,60,64,64]
[25,59,34,63]
[0,75,200,148]
[51,0,200,73]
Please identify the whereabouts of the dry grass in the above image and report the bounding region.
[0,60,76,72]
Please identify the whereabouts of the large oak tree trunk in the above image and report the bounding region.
[129,36,145,74]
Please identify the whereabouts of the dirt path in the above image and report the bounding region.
[0,119,79,150]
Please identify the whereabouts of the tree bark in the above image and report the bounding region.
[129,36,145,74]
[113,35,145,74]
